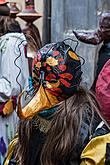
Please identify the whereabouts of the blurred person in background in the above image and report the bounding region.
[0,0,29,163]
[73,11,110,125]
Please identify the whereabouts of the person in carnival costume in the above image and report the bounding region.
[0,0,29,163]
[73,11,110,124]
[4,39,110,165]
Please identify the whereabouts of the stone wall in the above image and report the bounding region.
[51,0,104,88]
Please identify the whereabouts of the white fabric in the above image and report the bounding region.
[0,32,29,162]
[0,33,29,101]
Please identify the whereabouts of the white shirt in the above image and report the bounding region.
[0,32,29,102]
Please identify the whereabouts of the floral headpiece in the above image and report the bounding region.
[17,40,82,119]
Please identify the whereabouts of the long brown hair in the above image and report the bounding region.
[22,23,42,76]
[40,87,109,165]
[15,87,109,165]
[0,16,21,37]
[23,23,42,52]
[14,119,33,165]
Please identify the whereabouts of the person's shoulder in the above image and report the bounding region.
[5,32,26,41]
[3,33,27,47]
[80,122,110,165]
[92,121,109,138]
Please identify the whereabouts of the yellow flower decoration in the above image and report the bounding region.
[46,57,58,66]
[35,62,41,68]
[68,51,80,61]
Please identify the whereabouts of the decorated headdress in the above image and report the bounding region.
[73,11,110,45]
[0,0,10,16]
[17,39,82,119]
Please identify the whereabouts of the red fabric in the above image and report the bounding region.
[96,59,110,123]
[0,0,8,4]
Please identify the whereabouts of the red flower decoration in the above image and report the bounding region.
[46,73,56,81]
[58,58,64,62]
[53,51,60,56]
[60,78,71,88]
[59,73,73,80]
[58,64,67,71]
[47,66,51,71]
